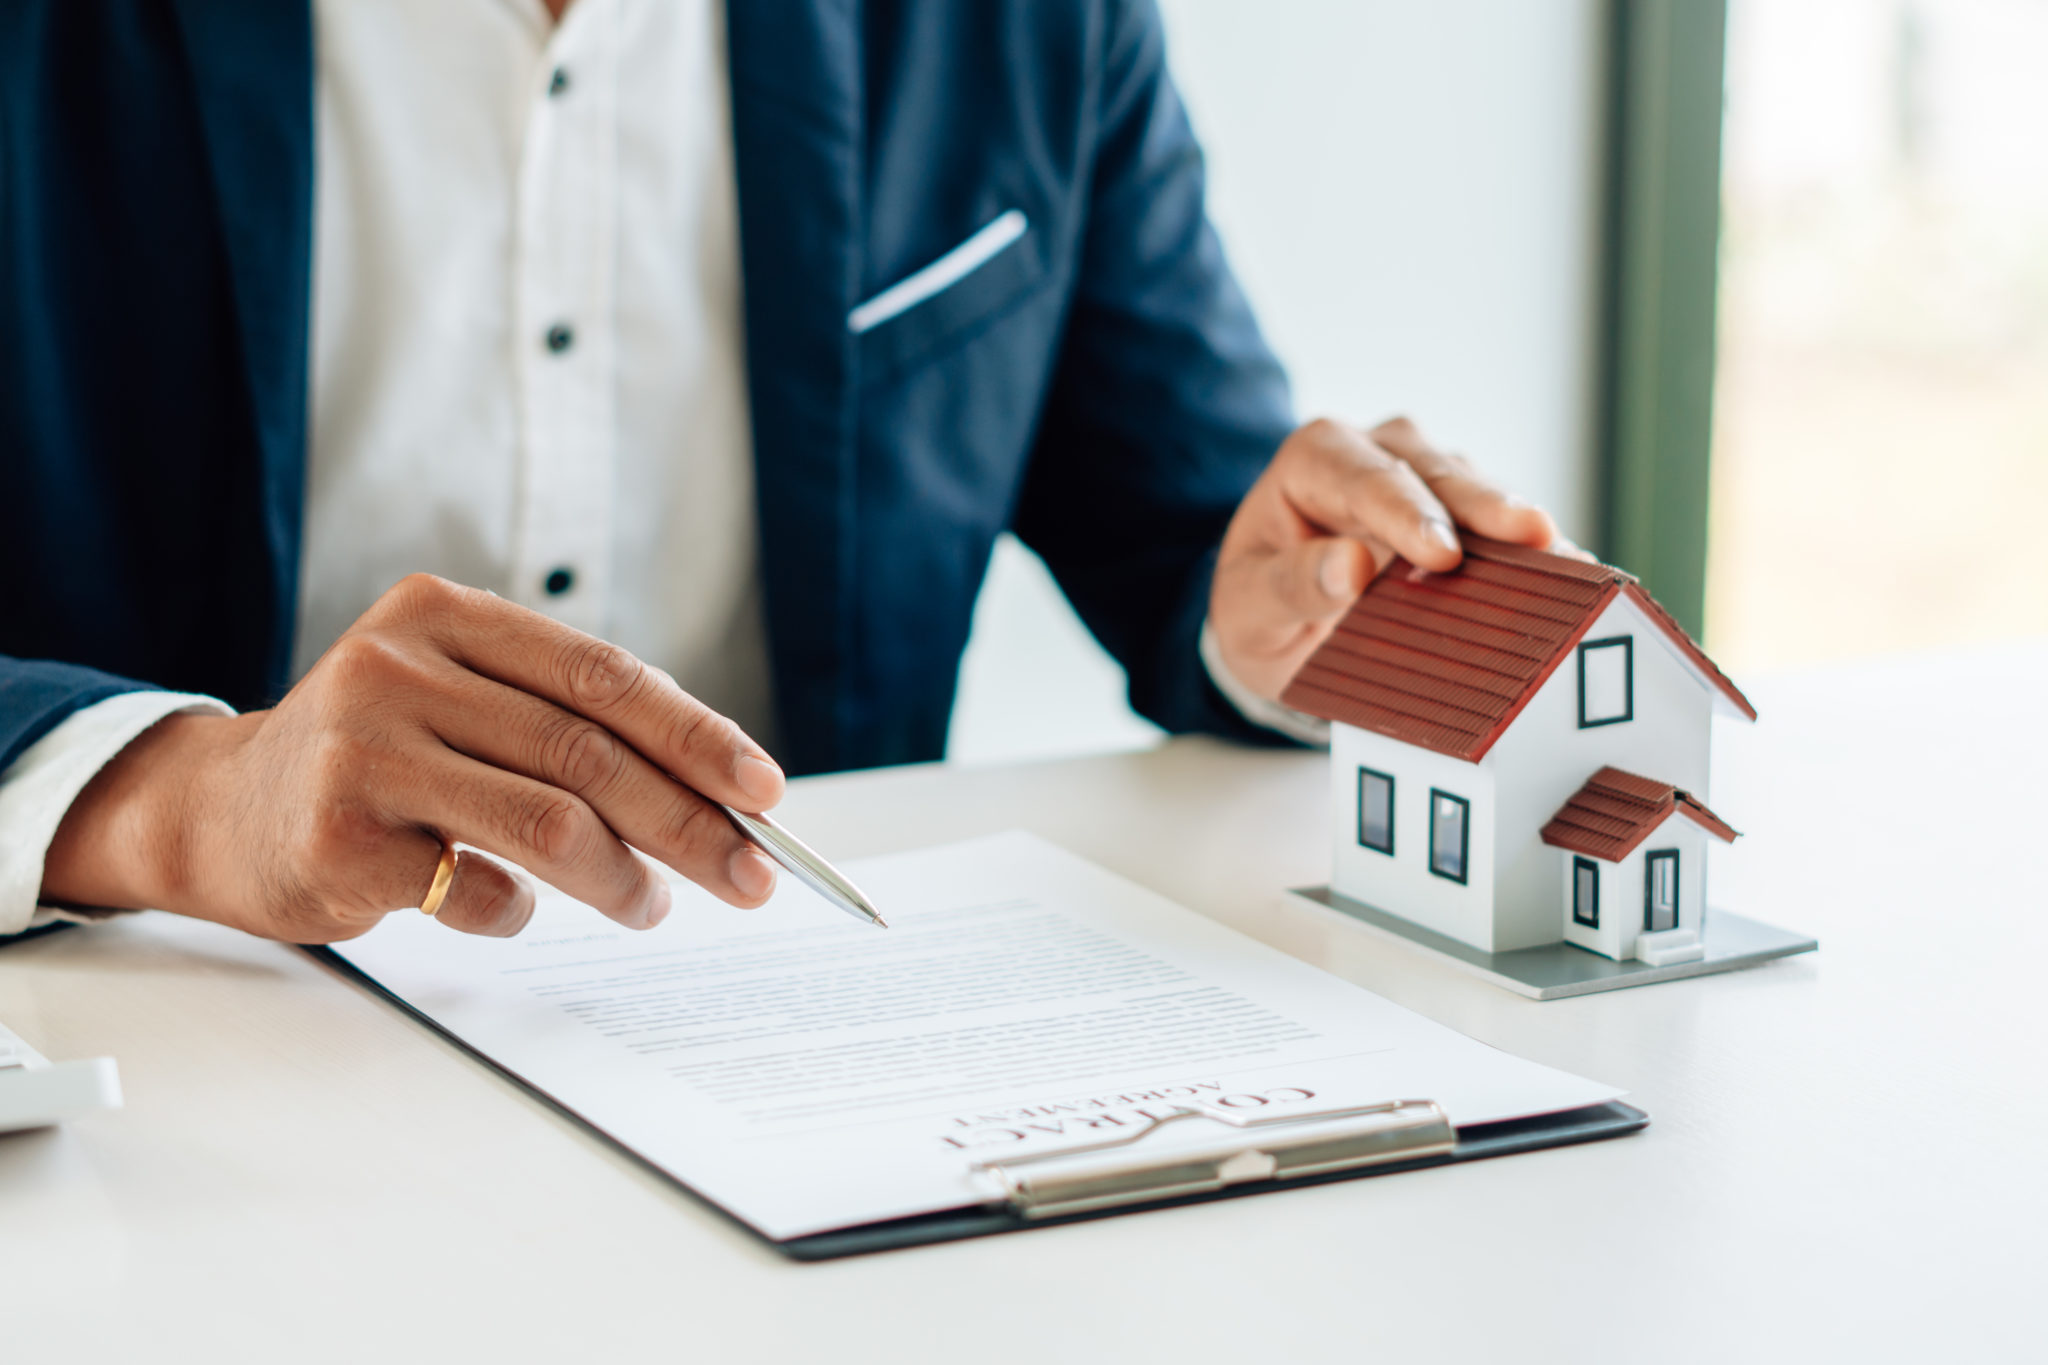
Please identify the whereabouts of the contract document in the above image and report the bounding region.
[326,832,1624,1243]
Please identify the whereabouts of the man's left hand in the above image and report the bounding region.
[1209,415,1570,703]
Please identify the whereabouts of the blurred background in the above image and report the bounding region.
[1711,0,2048,673]
[948,0,2047,765]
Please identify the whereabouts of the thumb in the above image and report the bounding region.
[1211,534,1387,700]
[1268,535,1372,623]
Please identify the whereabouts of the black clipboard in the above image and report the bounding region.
[782,1100,1645,1260]
[311,946,1647,1262]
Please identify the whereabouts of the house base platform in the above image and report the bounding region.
[1289,887,1818,1000]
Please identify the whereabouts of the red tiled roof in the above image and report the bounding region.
[1539,766,1740,863]
[1279,534,1755,760]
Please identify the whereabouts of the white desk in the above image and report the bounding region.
[5,643,2043,1363]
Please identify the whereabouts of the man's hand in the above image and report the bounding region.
[1210,416,1568,702]
[41,575,786,943]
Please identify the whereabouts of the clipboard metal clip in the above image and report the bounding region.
[972,1098,1456,1220]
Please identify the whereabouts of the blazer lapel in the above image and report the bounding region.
[727,0,863,774]
[166,0,317,692]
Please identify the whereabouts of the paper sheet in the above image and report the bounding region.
[327,832,1621,1240]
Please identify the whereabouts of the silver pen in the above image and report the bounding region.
[719,805,889,928]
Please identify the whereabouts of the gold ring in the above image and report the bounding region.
[418,841,459,917]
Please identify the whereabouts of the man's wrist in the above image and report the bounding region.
[1198,620,1331,747]
[42,710,240,915]
[0,691,235,935]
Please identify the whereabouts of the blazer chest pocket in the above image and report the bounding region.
[851,209,1048,379]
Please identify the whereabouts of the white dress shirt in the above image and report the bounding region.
[300,0,765,726]
[0,0,1302,937]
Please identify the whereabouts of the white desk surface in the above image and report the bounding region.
[5,642,2043,1364]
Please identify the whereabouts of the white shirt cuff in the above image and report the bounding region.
[1198,620,1331,747]
[0,691,235,936]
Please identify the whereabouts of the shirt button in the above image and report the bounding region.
[544,323,575,355]
[544,567,576,597]
[548,67,571,97]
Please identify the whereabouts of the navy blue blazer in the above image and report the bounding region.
[0,0,1294,778]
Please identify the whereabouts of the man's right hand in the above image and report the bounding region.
[40,575,787,943]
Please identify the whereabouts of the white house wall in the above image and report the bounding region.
[1329,724,1498,950]
[1486,596,1718,951]
[1558,855,1625,960]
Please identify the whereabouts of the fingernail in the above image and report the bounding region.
[1428,519,1461,553]
[640,878,672,929]
[730,847,776,902]
[1319,546,1354,600]
[734,754,784,805]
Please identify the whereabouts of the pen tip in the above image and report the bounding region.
[874,915,890,929]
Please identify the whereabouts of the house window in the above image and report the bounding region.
[1356,768,1395,854]
[1578,636,1634,728]
[1428,790,1469,884]
[1573,856,1600,928]
[1644,850,1680,932]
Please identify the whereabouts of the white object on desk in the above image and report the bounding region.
[0,1018,121,1134]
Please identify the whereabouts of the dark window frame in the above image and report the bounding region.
[1356,767,1396,855]
[1643,848,1680,932]
[1572,855,1601,928]
[1577,635,1636,729]
[1427,789,1471,885]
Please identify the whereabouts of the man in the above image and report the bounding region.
[0,0,1562,946]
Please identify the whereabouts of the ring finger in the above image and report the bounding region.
[428,848,537,937]
[381,747,671,929]
[325,828,535,939]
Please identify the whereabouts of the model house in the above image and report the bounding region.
[1280,534,1755,967]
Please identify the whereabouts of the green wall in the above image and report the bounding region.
[1597,0,1730,639]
